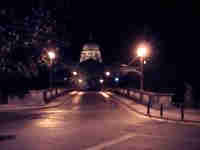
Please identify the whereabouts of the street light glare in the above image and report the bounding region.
[48,51,56,60]
[105,71,111,76]
[137,47,147,57]
[78,79,83,83]
[99,79,104,84]
[73,71,78,76]
[115,77,119,82]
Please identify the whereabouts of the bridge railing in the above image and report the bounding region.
[112,88,200,122]
[43,88,74,104]
[113,88,175,107]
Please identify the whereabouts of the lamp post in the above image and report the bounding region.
[78,78,83,90]
[99,79,104,84]
[99,78,104,90]
[104,71,111,89]
[137,46,147,91]
[48,51,56,89]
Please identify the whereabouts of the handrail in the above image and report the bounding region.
[124,88,175,96]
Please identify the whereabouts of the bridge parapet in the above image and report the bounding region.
[114,88,175,107]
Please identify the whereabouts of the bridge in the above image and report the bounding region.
[0,89,199,150]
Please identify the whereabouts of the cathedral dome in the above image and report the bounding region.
[82,42,100,51]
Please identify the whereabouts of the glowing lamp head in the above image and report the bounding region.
[48,51,56,60]
[137,47,147,57]
[78,79,83,83]
[105,71,111,77]
[99,79,104,84]
[73,71,78,76]
[115,77,119,82]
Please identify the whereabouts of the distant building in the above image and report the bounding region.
[80,34,102,63]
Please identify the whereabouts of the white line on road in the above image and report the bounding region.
[84,133,136,150]
[84,132,200,150]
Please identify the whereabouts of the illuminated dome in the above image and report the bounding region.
[80,42,102,63]
[82,42,100,51]
[80,33,102,63]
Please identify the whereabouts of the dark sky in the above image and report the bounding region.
[71,1,200,91]
[71,1,199,64]
[1,0,200,92]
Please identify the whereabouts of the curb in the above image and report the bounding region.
[109,93,200,125]
[0,90,75,112]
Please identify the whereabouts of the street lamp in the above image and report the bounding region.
[73,71,78,76]
[137,45,147,91]
[99,79,104,84]
[77,78,83,90]
[99,78,104,91]
[78,79,83,84]
[114,77,119,82]
[105,71,111,77]
[48,51,56,62]
[48,51,56,89]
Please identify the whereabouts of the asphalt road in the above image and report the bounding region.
[0,91,200,150]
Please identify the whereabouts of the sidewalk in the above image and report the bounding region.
[109,92,200,123]
[0,92,73,112]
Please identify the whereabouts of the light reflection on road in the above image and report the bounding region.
[99,92,110,98]
[35,91,85,128]
[36,118,61,128]
[73,92,84,104]
[2,92,197,150]
[69,91,78,95]
[78,92,84,95]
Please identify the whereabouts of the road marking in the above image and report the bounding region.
[84,133,136,150]
[84,132,200,150]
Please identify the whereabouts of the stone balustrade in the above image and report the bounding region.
[115,88,174,106]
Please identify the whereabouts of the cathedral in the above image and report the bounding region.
[77,34,104,90]
[80,35,102,63]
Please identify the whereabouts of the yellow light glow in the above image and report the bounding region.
[99,79,104,84]
[48,51,56,60]
[105,71,111,76]
[137,47,147,57]
[44,110,64,113]
[78,92,84,95]
[36,118,60,128]
[78,79,83,83]
[73,71,78,76]
[69,91,78,95]
[99,92,110,98]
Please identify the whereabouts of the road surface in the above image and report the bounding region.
[0,91,200,150]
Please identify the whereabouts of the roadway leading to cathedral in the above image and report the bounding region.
[0,92,200,150]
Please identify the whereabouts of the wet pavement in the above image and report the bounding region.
[0,91,200,150]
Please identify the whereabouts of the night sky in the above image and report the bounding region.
[1,1,200,94]
[73,1,200,93]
